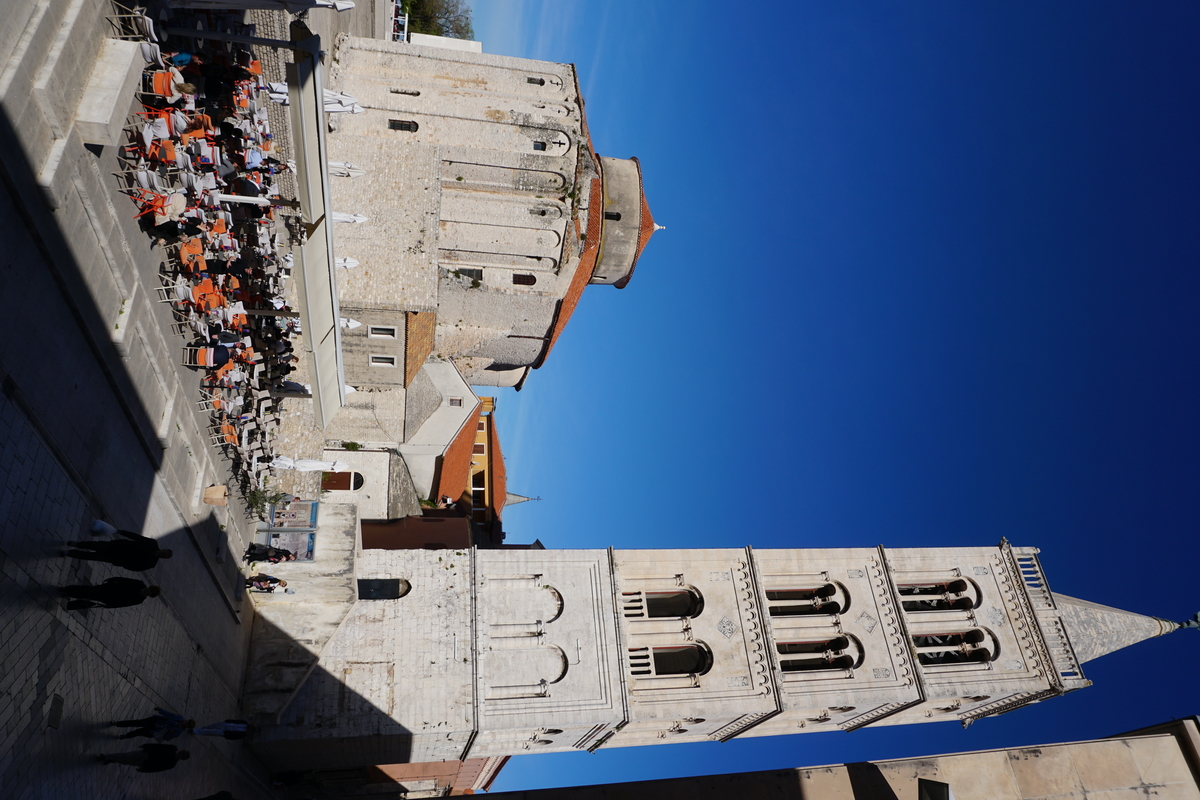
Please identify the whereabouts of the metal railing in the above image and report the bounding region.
[392,4,409,42]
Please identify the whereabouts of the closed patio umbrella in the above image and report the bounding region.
[270,457,351,472]
[328,161,366,178]
[335,257,359,269]
[332,212,368,224]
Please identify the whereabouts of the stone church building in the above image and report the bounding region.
[246,538,1190,772]
[325,35,659,392]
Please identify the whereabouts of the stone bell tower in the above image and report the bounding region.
[249,540,1189,770]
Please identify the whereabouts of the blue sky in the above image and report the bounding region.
[470,1,1200,792]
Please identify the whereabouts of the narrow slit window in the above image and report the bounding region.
[532,141,547,151]
[389,88,420,96]
[369,326,398,339]
[512,273,537,286]
[604,211,622,221]
[388,119,419,132]
[370,355,397,367]
[527,77,546,85]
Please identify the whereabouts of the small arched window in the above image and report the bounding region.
[898,579,977,612]
[767,583,843,617]
[512,273,537,286]
[532,141,548,151]
[527,77,546,86]
[604,211,622,221]
[776,635,861,673]
[644,590,703,619]
[388,119,419,132]
[912,629,998,666]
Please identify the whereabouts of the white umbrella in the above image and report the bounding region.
[323,90,364,114]
[332,212,368,224]
[271,457,352,472]
[328,161,366,178]
[336,257,359,269]
[339,317,362,329]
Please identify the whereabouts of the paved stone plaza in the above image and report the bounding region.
[0,0,382,794]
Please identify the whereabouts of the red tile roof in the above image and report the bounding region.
[434,400,483,502]
[487,416,507,519]
[404,311,437,387]
[613,156,656,290]
[535,175,604,367]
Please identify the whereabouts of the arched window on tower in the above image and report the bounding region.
[512,273,537,286]
[898,579,978,612]
[912,628,998,667]
[629,643,713,678]
[388,119,419,132]
[776,635,862,674]
[621,588,704,619]
[644,589,704,619]
[604,211,622,221]
[766,583,846,617]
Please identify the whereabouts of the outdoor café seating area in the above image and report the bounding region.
[110,3,304,491]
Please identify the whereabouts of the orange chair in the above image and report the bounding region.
[179,237,204,270]
[129,188,169,220]
[182,347,215,368]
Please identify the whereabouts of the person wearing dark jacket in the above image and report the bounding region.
[60,578,161,609]
[243,543,295,563]
[65,530,172,572]
[97,744,190,772]
[110,708,194,740]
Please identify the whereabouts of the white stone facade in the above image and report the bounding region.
[325,36,655,390]
[250,541,1134,771]
[326,37,596,386]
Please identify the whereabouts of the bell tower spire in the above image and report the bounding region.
[1052,594,1184,664]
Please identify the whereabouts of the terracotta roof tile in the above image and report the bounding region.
[434,400,482,502]
[535,175,604,367]
[404,311,437,387]
[613,156,655,290]
[487,416,507,518]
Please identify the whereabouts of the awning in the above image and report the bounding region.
[287,50,345,428]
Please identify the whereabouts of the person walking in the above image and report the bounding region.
[243,543,294,563]
[97,743,190,772]
[65,520,172,571]
[110,709,194,740]
[60,578,161,609]
[245,574,285,593]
